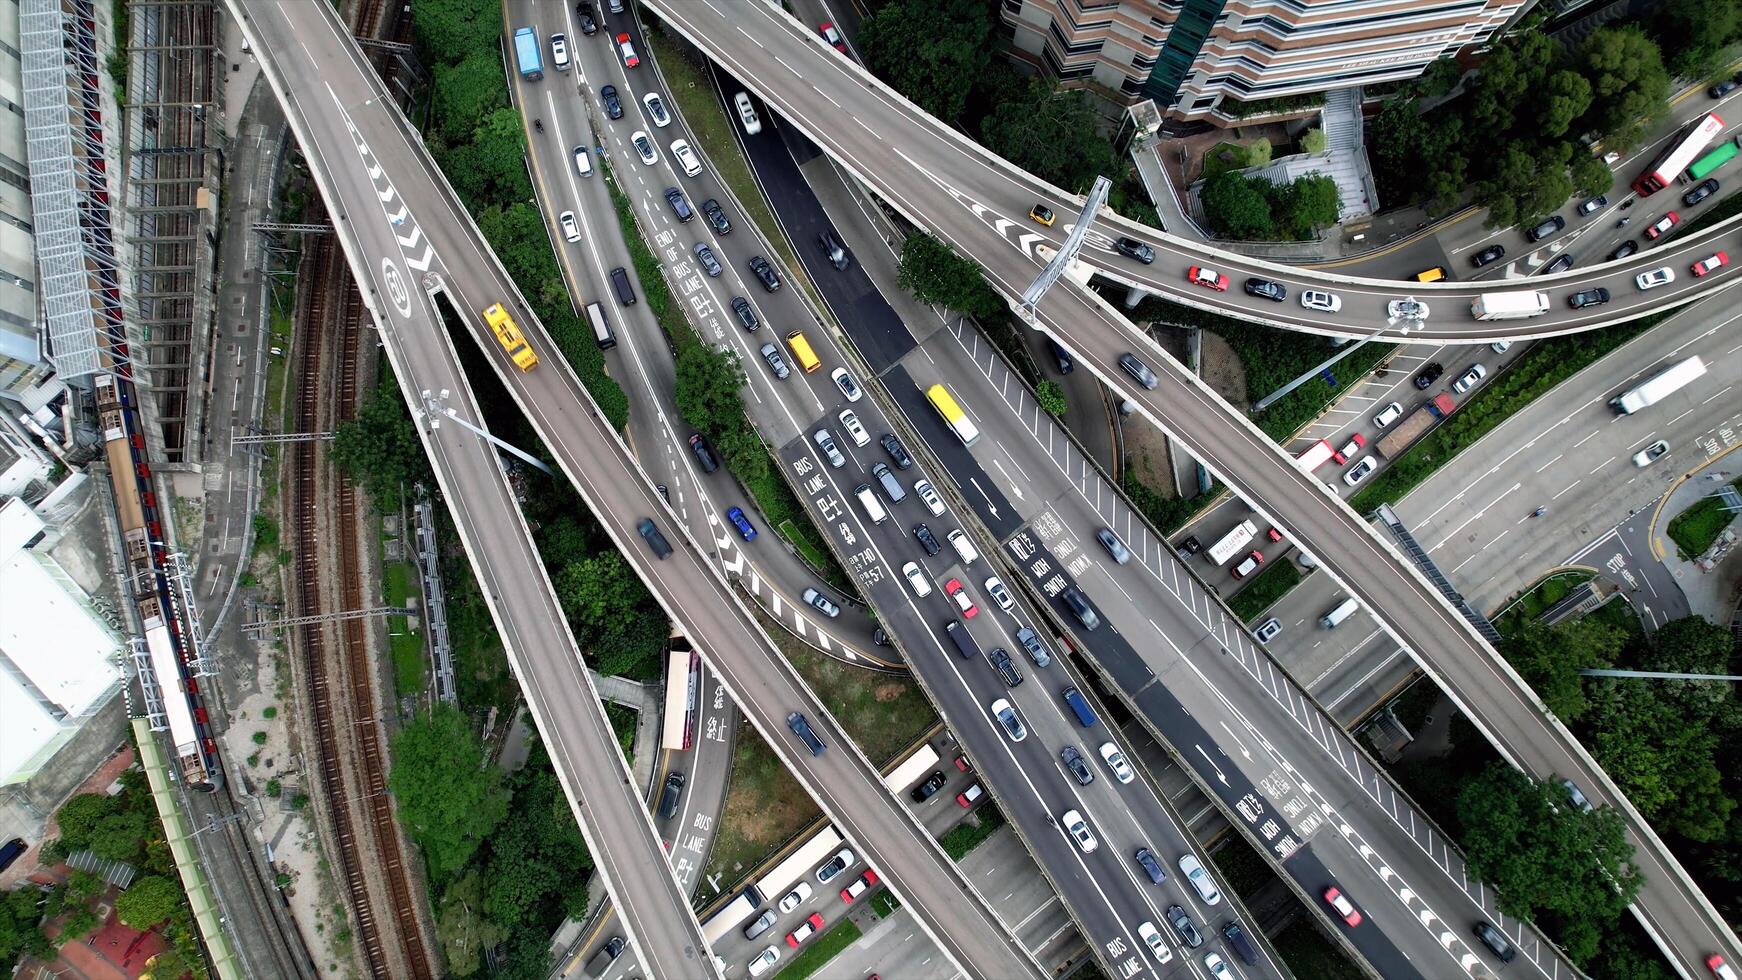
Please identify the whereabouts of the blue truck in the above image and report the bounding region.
[512,27,543,80]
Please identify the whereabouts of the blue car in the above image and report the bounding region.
[726,506,757,541]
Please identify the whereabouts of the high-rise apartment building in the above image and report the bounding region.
[1000,0,1529,124]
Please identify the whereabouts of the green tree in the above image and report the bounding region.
[54,793,117,852]
[857,0,992,122]
[431,54,510,147]
[1535,70,1593,139]
[389,705,509,880]
[436,871,503,977]
[1569,153,1613,198]
[1652,0,1742,78]
[1035,381,1067,417]
[1300,128,1328,155]
[331,374,428,503]
[672,338,765,484]
[1476,140,1574,231]
[57,906,99,945]
[978,82,1118,193]
[895,234,1006,321]
[1573,27,1670,149]
[484,820,560,929]
[1500,619,1623,722]
[116,876,182,929]
[411,0,501,69]
[1457,764,1640,963]
[436,108,533,212]
[555,551,669,677]
[0,885,54,966]
[1200,172,1273,240]
[1241,138,1273,168]
[1271,175,1340,239]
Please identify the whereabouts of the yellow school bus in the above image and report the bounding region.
[483,303,539,371]
[784,330,821,373]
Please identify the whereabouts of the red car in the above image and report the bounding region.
[1186,265,1229,291]
[1266,527,1284,543]
[818,22,846,52]
[955,782,984,807]
[840,870,879,904]
[1323,886,1362,926]
[786,911,824,948]
[945,578,977,618]
[1332,433,1367,465]
[953,752,973,772]
[1645,211,1679,239]
[1691,251,1729,277]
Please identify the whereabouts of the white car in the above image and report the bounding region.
[571,144,592,177]
[670,139,703,178]
[630,130,658,166]
[947,580,977,617]
[1204,951,1232,979]
[550,33,570,71]
[1061,809,1098,852]
[1451,363,1486,394]
[1299,289,1342,313]
[812,429,845,468]
[1137,921,1174,964]
[838,409,869,446]
[984,576,1014,612]
[641,92,671,127]
[901,561,933,598]
[830,367,862,402]
[778,882,812,913]
[747,945,780,977]
[1373,401,1403,428]
[1636,266,1675,290]
[1631,440,1669,467]
[815,848,855,883]
[1490,340,1512,354]
[1178,854,1222,905]
[1387,298,1429,321]
[559,210,580,243]
[915,479,945,516]
[1098,742,1134,783]
[734,91,762,135]
[990,698,1027,741]
[1342,457,1376,487]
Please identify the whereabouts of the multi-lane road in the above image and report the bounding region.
[638,2,1740,973]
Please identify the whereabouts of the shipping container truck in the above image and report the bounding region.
[1375,393,1456,459]
[1470,290,1550,321]
[1610,356,1706,414]
[512,27,544,80]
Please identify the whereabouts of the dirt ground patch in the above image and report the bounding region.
[1197,330,1249,407]
[703,719,822,891]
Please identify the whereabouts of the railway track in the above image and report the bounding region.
[288,233,432,980]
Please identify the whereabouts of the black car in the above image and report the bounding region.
[1473,921,1517,962]
[575,1,598,34]
[1114,236,1155,263]
[748,255,781,291]
[1134,847,1167,884]
[1167,904,1204,949]
[701,198,731,235]
[1525,214,1566,242]
[913,523,941,556]
[1567,287,1610,309]
[689,433,719,472]
[1061,746,1094,785]
[819,230,852,271]
[910,770,947,802]
[1712,77,1741,99]
[1576,194,1608,216]
[600,84,623,119]
[636,518,672,559]
[1178,535,1203,556]
[1048,340,1074,374]
[880,433,913,469]
[658,771,685,819]
[664,186,692,222]
[1243,277,1287,301]
[1543,253,1574,274]
[730,296,758,331]
[1117,352,1159,390]
[871,627,890,646]
[1682,177,1720,207]
[988,647,1023,687]
[1470,244,1506,267]
[1608,240,1639,261]
[1413,362,1444,390]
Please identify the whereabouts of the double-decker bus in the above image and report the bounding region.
[661,648,698,751]
[1632,113,1725,195]
[1686,137,1739,182]
[925,383,980,445]
[482,303,539,371]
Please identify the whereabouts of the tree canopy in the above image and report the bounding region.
[896,234,1007,321]
[436,871,503,977]
[857,0,994,123]
[978,80,1118,194]
[389,705,510,880]
[555,551,669,677]
[1500,619,1624,722]
[115,876,183,930]
[331,373,428,503]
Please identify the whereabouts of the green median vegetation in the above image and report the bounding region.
[1666,475,1742,558]
[1228,559,1303,621]
[772,918,863,980]
[939,802,1006,860]
[1348,315,1660,514]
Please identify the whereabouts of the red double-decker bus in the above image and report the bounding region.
[1632,113,1725,195]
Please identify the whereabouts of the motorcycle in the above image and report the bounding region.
[1616,216,1631,228]
[533,118,544,133]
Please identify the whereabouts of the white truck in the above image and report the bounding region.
[1470,290,1550,321]
[1205,520,1258,565]
[1610,356,1706,414]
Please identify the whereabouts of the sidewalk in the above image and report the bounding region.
[1647,461,1742,624]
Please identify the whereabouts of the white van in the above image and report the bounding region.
[1320,597,1359,629]
[946,528,978,566]
[854,484,888,525]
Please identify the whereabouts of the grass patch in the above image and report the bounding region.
[1584,595,1644,641]
[755,610,935,764]
[702,719,822,898]
[1201,141,1252,181]
[1124,470,1224,536]
[643,25,811,304]
[772,918,862,980]
[604,703,638,759]
[1349,317,1659,514]
[1270,915,1360,980]
[1666,477,1742,558]
[1385,677,1443,733]
[381,556,425,697]
[1494,570,1597,635]
[868,889,901,918]
[939,802,1006,860]
[1228,558,1303,621]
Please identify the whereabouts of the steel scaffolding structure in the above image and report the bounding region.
[123,0,221,463]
